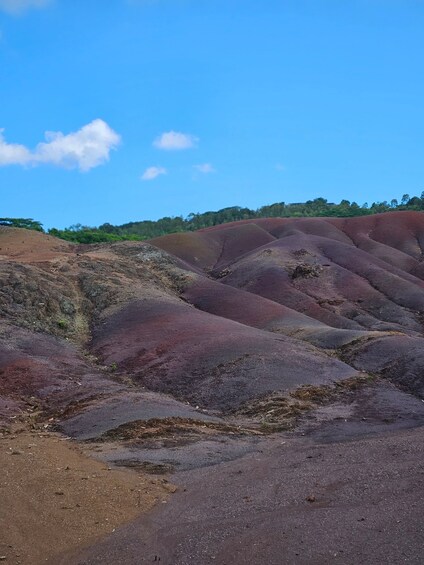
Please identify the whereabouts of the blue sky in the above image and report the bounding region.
[0,0,423,229]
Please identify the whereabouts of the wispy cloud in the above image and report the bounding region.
[141,166,167,181]
[193,163,215,174]
[275,163,286,171]
[0,119,121,171]
[153,130,198,151]
[0,0,53,15]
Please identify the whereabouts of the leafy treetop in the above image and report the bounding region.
[0,218,44,232]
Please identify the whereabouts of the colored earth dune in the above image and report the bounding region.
[1,212,424,564]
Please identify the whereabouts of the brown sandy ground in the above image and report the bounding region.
[0,428,172,565]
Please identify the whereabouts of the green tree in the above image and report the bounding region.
[0,218,44,232]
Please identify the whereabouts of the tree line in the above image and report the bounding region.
[2,193,423,243]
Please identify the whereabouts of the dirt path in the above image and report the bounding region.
[0,430,171,565]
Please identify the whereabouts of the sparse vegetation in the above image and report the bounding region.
[56,318,68,330]
[96,417,261,444]
[235,374,378,432]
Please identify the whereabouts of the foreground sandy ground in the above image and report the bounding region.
[62,424,424,565]
[0,430,171,565]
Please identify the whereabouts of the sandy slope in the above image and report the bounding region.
[0,429,170,565]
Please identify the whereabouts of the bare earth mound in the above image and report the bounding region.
[0,430,169,564]
[1,212,424,563]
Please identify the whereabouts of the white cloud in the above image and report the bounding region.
[141,166,167,181]
[35,119,121,171]
[0,0,53,15]
[153,130,198,151]
[0,119,121,171]
[275,163,286,171]
[193,163,215,174]
[0,131,32,166]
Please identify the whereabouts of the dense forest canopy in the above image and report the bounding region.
[3,194,424,243]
